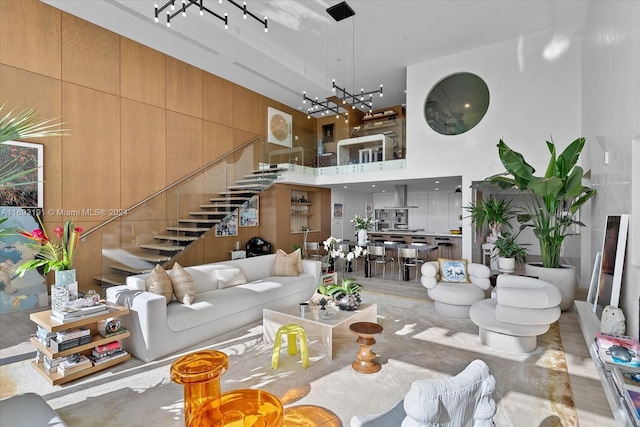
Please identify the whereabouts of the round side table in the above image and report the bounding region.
[349,322,383,374]
[186,388,284,427]
[170,350,229,424]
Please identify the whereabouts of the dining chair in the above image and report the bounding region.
[305,241,322,260]
[397,247,421,282]
[367,245,394,280]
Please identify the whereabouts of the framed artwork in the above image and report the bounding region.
[594,214,629,319]
[240,196,259,227]
[215,210,238,237]
[322,123,335,143]
[586,251,602,310]
[365,201,373,213]
[333,203,343,218]
[0,208,48,314]
[267,107,292,148]
[0,140,44,207]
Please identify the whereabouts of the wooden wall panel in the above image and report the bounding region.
[120,99,167,207]
[166,111,203,183]
[120,38,165,108]
[0,0,61,79]
[203,121,234,164]
[0,65,63,210]
[233,85,260,135]
[61,82,120,222]
[203,72,233,127]
[61,13,120,95]
[166,57,202,118]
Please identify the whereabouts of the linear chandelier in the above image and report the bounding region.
[303,80,383,121]
[303,1,382,121]
[154,0,268,32]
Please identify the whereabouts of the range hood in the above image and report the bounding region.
[384,185,419,209]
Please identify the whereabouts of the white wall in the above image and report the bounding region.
[406,28,583,264]
[582,1,640,338]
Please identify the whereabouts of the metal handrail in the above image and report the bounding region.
[81,136,262,239]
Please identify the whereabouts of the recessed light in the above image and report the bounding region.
[371,184,376,187]
[435,188,439,191]
[344,186,348,189]
[435,181,440,184]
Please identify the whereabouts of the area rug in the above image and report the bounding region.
[0,291,576,426]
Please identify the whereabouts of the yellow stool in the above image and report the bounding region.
[272,324,309,369]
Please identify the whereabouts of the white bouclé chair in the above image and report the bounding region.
[469,274,561,353]
[350,359,496,427]
[420,261,492,318]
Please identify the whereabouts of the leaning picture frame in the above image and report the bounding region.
[0,140,44,207]
[594,214,629,319]
[587,251,602,312]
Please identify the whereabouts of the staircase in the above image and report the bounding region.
[93,165,287,292]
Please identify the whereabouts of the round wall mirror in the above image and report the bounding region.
[424,72,490,135]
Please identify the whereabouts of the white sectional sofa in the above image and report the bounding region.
[106,254,321,362]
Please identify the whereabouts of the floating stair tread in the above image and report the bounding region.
[243,173,279,179]
[154,234,199,242]
[251,167,288,174]
[199,204,243,209]
[189,211,233,216]
[235,178,273,184]
[140,243,186,251]
[165,226,210,232]
[127,253,173,262]
[110,263,152,275]
[209,197,249,202]
[227,184,268,190]
[178,218,220,224]
[93,273,127,286]
[219,190,260,196]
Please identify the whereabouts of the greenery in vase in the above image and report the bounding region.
[351,214,378,231]
[14,218,83,275]
[491,230,529,266]
[481,137,595,268]
[464,195,518,236]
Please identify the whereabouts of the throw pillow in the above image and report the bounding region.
[272,249,300,277]
[293,247,304,273]
[169,262,195,305]
[215,268,248,289]
[438,258,471,283]
[145,264,173,304]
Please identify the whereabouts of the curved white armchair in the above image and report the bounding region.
[350,359,496,427]
[420,261,491,318]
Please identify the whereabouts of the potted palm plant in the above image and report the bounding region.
[481,137,596,310]
[464,195,518,241]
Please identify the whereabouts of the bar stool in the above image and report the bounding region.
[272,324,309,369]
[435,237,453,259]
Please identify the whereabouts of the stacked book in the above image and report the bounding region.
[593,332,640,425]
[89,341,128,366]
[52,303,109,322]
[35,325,56,348]
[50,327,92,352]
[58,354,92,377]
[43,355,64,373]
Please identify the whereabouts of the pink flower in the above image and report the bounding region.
[75,226,83,233]
[32,229,46,241]
[55,226,64,238]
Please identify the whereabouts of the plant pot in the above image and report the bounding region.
[497,257,515,274]
[525,263,576,311]
[335,293,361,311]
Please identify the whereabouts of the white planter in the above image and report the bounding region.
[497,257,515,274]
[525,263,576,311]
[357,229,368,246]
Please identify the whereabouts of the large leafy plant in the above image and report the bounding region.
[482,137,595,268]
[464,195,518,237]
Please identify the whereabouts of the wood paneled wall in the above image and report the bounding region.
[0,0,326,290]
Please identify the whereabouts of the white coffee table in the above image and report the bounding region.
[263,303,377,360]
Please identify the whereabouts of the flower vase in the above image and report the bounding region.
[52,269,76,311]
[357,229,368,246]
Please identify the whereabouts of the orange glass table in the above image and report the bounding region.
[170,350,229,423]
[349,322,383,374]
[186,388,284,427]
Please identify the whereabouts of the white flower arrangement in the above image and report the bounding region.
[351,214,378,231]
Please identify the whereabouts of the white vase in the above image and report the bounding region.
[357,229,368,245]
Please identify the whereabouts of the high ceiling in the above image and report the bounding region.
[43,0,589,115]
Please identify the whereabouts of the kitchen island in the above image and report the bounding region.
[367,231,462,260]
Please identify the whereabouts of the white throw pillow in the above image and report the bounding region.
[169,262,196,305]
[215,268,248,289]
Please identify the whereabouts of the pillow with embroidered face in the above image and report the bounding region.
[438,258,470,283]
